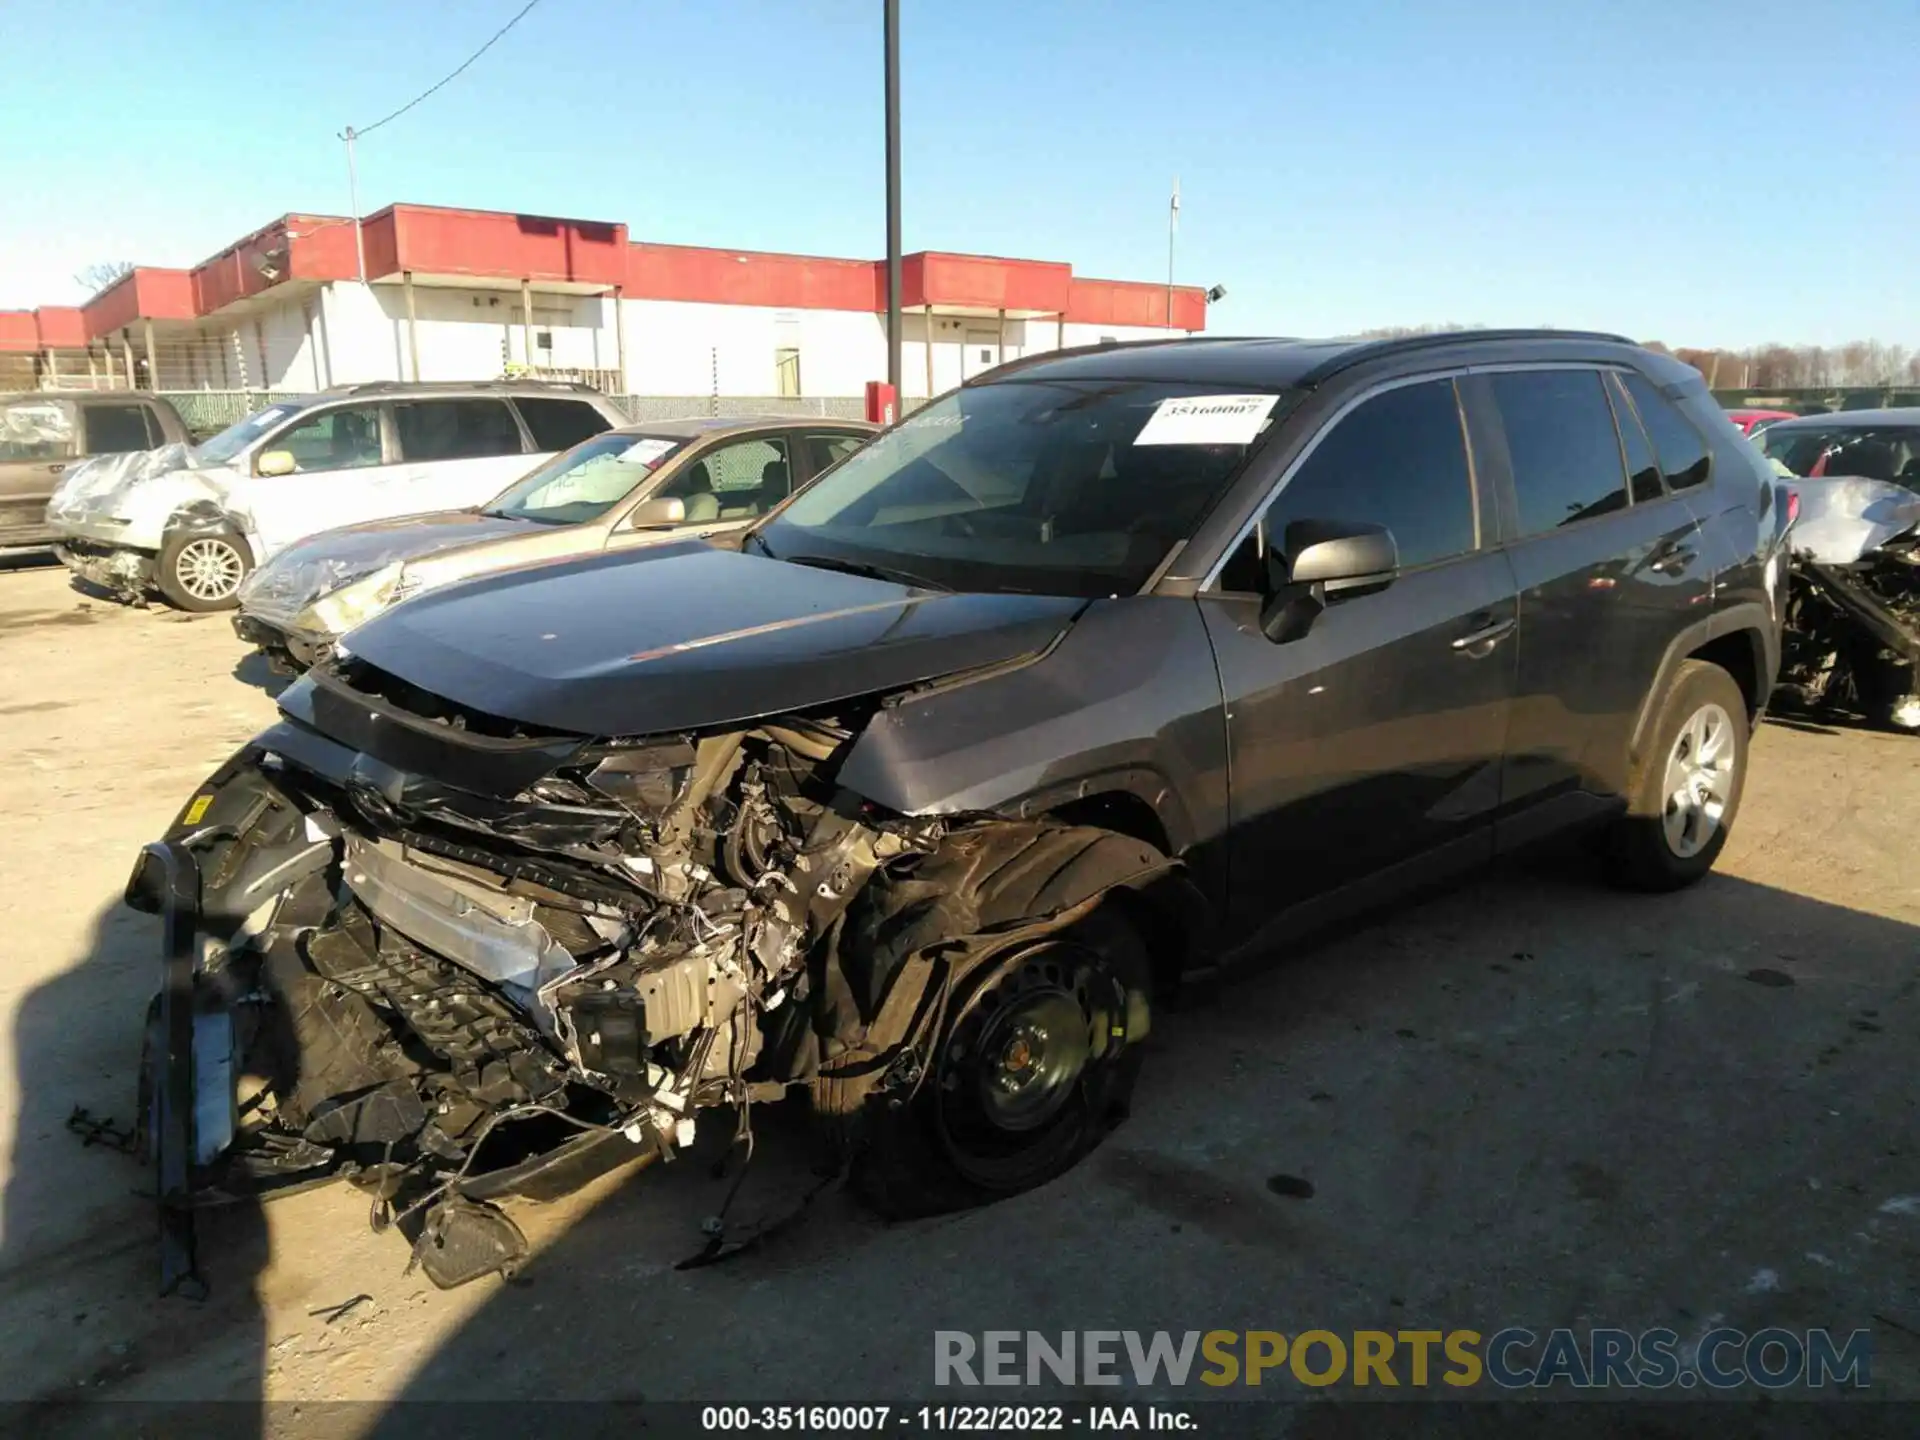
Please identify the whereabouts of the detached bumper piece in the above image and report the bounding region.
[144,840,209,1301]
[56,541,153,600]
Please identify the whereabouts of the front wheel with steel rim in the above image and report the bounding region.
[1607,659,1750,891]
[156,531,254,612]
[852,910,1151,1218]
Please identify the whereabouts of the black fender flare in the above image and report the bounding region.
[834,820,1210,1028]
[1628,604,1776,765]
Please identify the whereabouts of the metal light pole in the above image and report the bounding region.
[884,0,902,397]
[1166,176,1179,332]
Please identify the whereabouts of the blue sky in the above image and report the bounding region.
[0,0,1913,348]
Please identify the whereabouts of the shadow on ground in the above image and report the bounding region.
[362,848,1920,1416]
[231,651,294,698]
[0,896,268,1434]
[7,847,1914,1434]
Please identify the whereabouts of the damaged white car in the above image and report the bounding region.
[46,383,622,610]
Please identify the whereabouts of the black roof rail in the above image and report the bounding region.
[332,378,601,396]
[1296,328,1638,387]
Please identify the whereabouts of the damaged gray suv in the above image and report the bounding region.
[130,331,1794,1290]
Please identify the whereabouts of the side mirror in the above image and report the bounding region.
[625,495,687,530]
[1258,519,1398,644]
[256,449,296,478]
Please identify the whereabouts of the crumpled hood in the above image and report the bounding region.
[334,543,1087,736]
[1790,477,1920,564]
[45,443,236,538]
[240,510,533,623]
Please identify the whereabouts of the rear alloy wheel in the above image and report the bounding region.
[157,532,253,612]
[853,910,1150,1218]
[1606,660,1749,891]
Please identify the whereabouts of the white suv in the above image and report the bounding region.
[46,381,625,610]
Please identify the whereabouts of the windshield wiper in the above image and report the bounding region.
[776,551,951,592]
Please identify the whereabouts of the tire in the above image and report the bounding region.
[156,531,253,612]
[1605,659,1749,892]
[852,908,1151,1220]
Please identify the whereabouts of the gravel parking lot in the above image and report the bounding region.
[0,554,1916,1429]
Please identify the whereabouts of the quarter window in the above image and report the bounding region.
[394,399,525,462]
[1219,378,1477,591]
[268,406,384,473]
[514,397,613,452]
[1489,370,1630,537]
[1605,373,1664,504]
[1621,373,1712,490]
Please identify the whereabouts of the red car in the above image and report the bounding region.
[1725,408,1797,437]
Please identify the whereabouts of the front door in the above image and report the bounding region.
[1198,376,1518,937]
[234,401,393,557]
[607,433,796,550]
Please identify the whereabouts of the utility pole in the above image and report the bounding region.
[340,126,369,285]
[884,0,902,398]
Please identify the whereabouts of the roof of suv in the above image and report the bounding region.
[1762,407,1920,430]
[971,329,1657,391]
[322,379,621,400]
[608,415,879,440]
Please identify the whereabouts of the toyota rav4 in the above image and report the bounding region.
[129,331,1793,1290]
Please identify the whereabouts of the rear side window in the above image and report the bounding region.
[1220,378,1477,589]
[1489,370,1629,537]
[804,432,865,475]
[0,400,75,460]
[1604,374,1664,504]
[395,399,525,462]
[1621,373,1711,490]
[84,403,152,455]
[515,397,613,452]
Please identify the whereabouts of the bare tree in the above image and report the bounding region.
[73,260,134,297]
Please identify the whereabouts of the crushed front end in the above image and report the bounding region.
[129,654,949,1289]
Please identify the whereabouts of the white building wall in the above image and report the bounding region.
[283,287,1187,397]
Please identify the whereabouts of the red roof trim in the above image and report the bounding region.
[0,204,1208,351]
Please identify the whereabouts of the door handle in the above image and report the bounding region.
[1646,545,1697,575]
[1451,616,1516,652]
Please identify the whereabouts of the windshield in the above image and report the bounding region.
[483,432,689,525]
[192,401,312,466]
[754,380,1288,597]
[1761,425,1920,489]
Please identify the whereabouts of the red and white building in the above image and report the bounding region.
[0,203,1210,401]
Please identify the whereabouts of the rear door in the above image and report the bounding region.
[1474,366,1712,822]
[1199,374,1518,930]
[0,397,77,542]
[392,398,535,514]
[232,401,395,556]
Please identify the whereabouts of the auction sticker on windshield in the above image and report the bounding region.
[1134,393,1280,446]
[622,438,679,466]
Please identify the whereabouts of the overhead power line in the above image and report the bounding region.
[347,0,546,140]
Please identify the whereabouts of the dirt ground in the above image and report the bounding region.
[0,554,1915,1431]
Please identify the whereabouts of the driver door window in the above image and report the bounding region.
[1218,378,1479,591]
[658,437,792,523]
[266,406,384,474]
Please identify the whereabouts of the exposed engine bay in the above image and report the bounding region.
[130,654,1175,1291]
[1776,478,1920,732]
